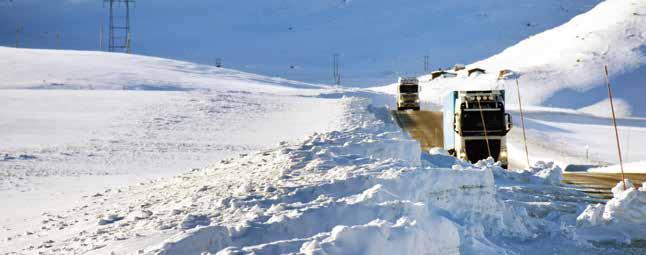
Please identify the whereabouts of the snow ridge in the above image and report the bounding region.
[0,97,540,254]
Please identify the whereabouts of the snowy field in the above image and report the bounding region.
[2,0,646,253]
[0,89,346,231]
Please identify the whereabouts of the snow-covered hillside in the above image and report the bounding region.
[0,46,325,91]
[0,47,353,252]
[372,0,646,169]
[1,0,602,86]
[375,0,646,115]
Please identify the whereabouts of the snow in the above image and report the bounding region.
[373,0,646,171]
[375,0,646,115]
[0,47,325,91]
[576,180,646,244]
[589,161,646,174]
[2,93,636,254]
[578,98,633,118]
[2,0,646,252]
[0,47,351,250]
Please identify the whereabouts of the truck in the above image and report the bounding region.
[443,90,512,168]
[396,77,420,111]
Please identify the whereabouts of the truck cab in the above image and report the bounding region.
[397,77,420,111]
[443,90,512,168]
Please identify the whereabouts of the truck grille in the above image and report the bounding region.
[465,139,501,163]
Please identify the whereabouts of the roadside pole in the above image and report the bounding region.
[516,79,530,168]
[604,65,627,190]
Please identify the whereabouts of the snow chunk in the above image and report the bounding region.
[98,214,124,225]
[300,216,460,255]
[179,214,211,230]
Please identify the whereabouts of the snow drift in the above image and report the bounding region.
[576,180,646,244]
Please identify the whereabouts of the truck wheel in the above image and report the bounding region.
[413,107,420,111]
[397,107,403,111]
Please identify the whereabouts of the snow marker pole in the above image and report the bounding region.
[604,65,626,190]
[516,79,530,168]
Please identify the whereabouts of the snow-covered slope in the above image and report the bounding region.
[0,47,352,251]
[375,0,646,116]
[477,0,646,114]
[0,46,325,91]
[0,0,602,87]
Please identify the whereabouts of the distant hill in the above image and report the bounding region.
[0,46,325,92]
[0,0,600,87]
[376,0,646,117]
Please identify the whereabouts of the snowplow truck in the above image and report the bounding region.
[396,77,420,111]
[443,90,512,168]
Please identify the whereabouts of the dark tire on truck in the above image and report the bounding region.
[413,107,421,111]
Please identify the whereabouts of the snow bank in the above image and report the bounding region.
[493,160,563,185]
[134,98,531,254]
[576,180,646,244]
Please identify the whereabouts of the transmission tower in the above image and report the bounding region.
[333,54,341,85]
[104,0,134,53]
[424,55,430,73]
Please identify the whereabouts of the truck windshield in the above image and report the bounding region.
[460,110,504,135]
[399,85,418,93]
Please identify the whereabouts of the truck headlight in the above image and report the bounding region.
[499,151,508,161]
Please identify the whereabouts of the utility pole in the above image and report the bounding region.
[126,32,132,53]
[333,54,341,85]
[424,55,430,73]
[15,25,21,48]
[56,32,61,49]
[104,0,134,53]
[100,24,104,50]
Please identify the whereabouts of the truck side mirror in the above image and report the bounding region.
[505,113,512,132]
